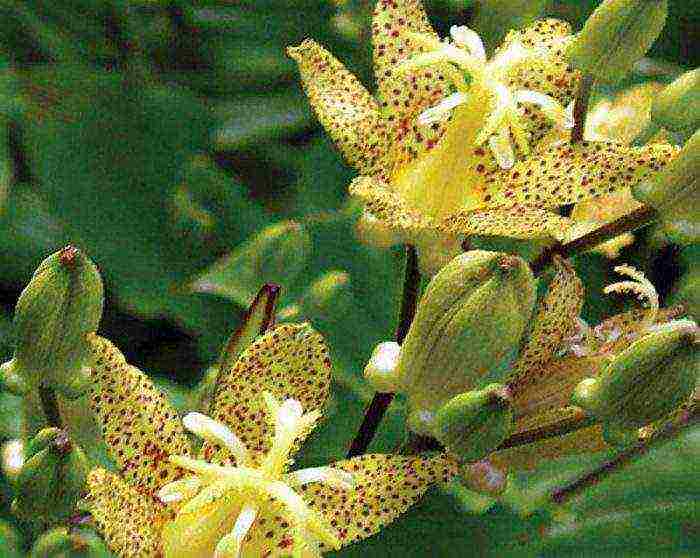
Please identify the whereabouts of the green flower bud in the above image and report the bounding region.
[12,429,90,530]
[433,384,513,463]
[651,69,700,134]
[567,0,668,84]
[633,129,699,245]
[572,321,698,430]
[2,247,104,398]
[396,251,535,429]
[191,221,312,307]
[30,526,112,558]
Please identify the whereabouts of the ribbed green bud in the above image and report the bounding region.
[1,247,104,398]
[433,384,513,463]
[30,526,112,558]
[191,221,311,307]
[396,251,535,431]
[651,69,700,134]
[567,0,668,84]
[572,321,698,429]
[12,429,90,529]
[633,130,699,245]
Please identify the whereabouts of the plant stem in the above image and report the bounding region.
[347,245,420,458]
[530,205,658,276]
[571,73,594,143]
[550,407,699,505]
[38,386,63,429]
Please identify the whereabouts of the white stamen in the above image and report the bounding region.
[286,466,356,490]
[489,126,515,169]
[514,89,574,129]
[214,504,258,558]
[489,40,531,76]
[277,398,304,430]
[417,92,468,125]
[158,476,202,504]
[450,26,486,61]
[183,412,250,466]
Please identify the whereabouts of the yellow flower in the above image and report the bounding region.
[489,263,694,472]
[289,0,678,246]
[84,323,456,557]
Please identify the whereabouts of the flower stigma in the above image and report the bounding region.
[159,393,355,558]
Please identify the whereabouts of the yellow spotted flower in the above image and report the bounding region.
[84,324,456,557]
[289,0,678,248]
[489,263,695,472]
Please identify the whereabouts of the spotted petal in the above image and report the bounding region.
[87,468,172,558]
[88,335,191,494]
[508,257,585,404]
[491,408,607,471]
[483,141,679,209]
[441,205,572,240]
[301,453,458,548]
[372,0,455,171]
[350,175,434,233]
[288,39,389,176]
[203,323,331,467]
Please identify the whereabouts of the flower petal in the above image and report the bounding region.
[288,39,389,176]
[508,257,585,406]
[300,453,457,548]
[441,205,571,240]
[491,408,607,471]
[350,175,434,232]
[499,20,580,147]
[88,335,191,494]
[484,141,679,209]
[87,468,172,558]
[371,0,455,171]
[203,324,331,467]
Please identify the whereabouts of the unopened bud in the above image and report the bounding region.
[567,0,668,84]
[395,251,535,429]
[1,247,103,398]
[433,384,514,462]
[633,129,699,245]
[12,429,89,529]
[364,341,401,393]
[651,69,700,134]
[191,221,311,307]
[572,321,698,429]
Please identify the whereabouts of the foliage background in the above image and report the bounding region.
[0,0,697,555]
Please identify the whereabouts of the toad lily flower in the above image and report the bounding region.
[84,324,456,557]
[490,263,696,472]
[289,0,678,247]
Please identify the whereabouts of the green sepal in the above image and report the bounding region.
[651,68,700,135]
[433,383,514,463]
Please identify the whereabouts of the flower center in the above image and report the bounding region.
[159,393,354,558]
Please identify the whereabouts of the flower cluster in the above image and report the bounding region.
[85,322,456,557]
[290,0,678,251]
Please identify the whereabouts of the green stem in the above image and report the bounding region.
[347,245,420,458]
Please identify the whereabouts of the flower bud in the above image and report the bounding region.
[572,321,698,429]
[364,341,401,393]
[191,221,311,307]
[396,251,535,428]
[12,429,90,529]
[567,0,668,84]
[651,69,700,134]
[433,384,514,462]
[30,526,112,558]
[1,246,103,398]
[632,129,699,245]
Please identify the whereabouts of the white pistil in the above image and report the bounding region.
[214,504,258,558]
[183,412,250,467]
[417,92,469,126]
[286,466,355,490]
[449,26,486,61]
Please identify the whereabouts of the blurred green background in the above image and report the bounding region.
[0,0,698,555]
